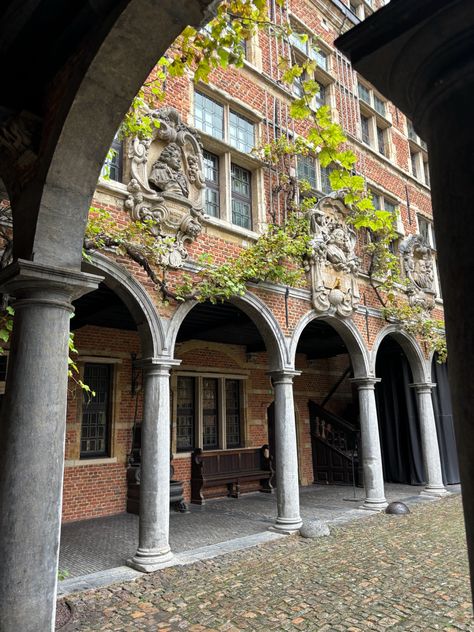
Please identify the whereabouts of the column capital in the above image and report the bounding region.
[139,357,182,374]
[0,259,100,307]
[351,376,381,390]
[267,369,301,385]
[409,382,436,394]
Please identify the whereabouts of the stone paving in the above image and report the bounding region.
[59,483,451,579]
[61,494,473,631]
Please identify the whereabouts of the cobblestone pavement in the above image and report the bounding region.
[60,483,457,578]
[63,495,473,631]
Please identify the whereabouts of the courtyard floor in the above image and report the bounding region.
[59,488,473,630]
[59,483,456,581]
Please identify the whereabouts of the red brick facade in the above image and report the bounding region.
[61,0,442,522]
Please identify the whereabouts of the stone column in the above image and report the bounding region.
[129,358,181,572]
[352,378,387,511]
[268,370,302,532]
[0,260,99,632]
[410,383,448,497]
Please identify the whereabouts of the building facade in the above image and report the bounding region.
[53,0,457,541]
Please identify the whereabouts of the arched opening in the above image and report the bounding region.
[291,315,369,489]
[375,335,425,485]
[168,297,285,505]
[431,355,460,484]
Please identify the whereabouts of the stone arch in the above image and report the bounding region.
[165,291,289,371]
[82,253,166,358]
[289,311,370,378]
[371,325,429,383]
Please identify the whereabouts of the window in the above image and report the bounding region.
[194,90,258,231]
[101,136,123,182]
[176,376,195,451]
[231,164,252,229]
[358,81,390,157]
[360,114,370,144]
[176,375,244,451]
[288,25,332,110]
[358,83,371,104]
[314,84,327,110]
[410,150,418,179]
[229,111,255,153]
[407,120,429,186]
[297,155,317,190]
[320,165,333,195]
[194,92,224,139]
[377,125,387,156]
[81,363,111,458]
[297,155,332,195]
[203,151,220,217]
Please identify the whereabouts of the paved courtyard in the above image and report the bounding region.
[59,492,473,630]
[59,484,454,580]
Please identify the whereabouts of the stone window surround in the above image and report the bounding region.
[409,147,430,187]
[171,370,248,455]
[190,88,266,236]
[357,79,393,159]
[287,15,336,112]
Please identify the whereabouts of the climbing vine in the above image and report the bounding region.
[85,0,447,359]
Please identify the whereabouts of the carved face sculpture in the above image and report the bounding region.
[160,143,182,171]
[331,228,347,250]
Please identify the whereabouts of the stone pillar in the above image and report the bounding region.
[0,260,99,632]
[410,383,448,497]
[129,358,180,572]
[352,378,387,511]
[268,370,302,532]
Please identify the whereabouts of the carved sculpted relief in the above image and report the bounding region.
[125,107,205,268]
[399,234,436,310]
[306,192,361,317]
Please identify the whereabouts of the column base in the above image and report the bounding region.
[360,498,388,512]
[269,517,303,534]
[127,547,173,573]
[421,486,450,498]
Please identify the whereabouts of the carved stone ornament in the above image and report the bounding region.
[306,192,361,317]
[399,234,436,310]
[124,107,205,268]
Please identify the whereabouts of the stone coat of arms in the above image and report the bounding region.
[306,192,361,317]
[399,234,436,310]
[124,107,205,268]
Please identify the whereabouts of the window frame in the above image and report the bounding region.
[357,80,391,158]
[174,372,246,452]
[80,362,113,459]
[193,89,261,233]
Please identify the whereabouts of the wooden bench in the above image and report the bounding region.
[191,445,274,505]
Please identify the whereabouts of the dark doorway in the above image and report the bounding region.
[431,356,460,484]
[375,336,425,485]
